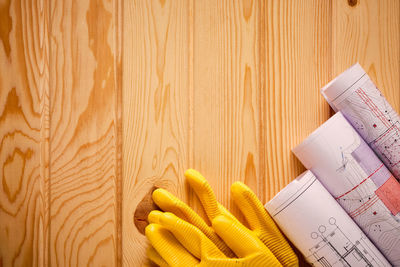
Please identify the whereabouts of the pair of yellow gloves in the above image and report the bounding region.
[145,169,298,266]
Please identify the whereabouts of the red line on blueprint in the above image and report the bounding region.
[358,88,393,129]
[374,124,397,143]
[350,196,380,218]
[357,88,390,128]
[355,88,400,179]
[356,88,391,128]
[356,89,385,126]
[357,89,389,128]
[349,195,378,217]
[360,88,392,128]
[335,164,384,200]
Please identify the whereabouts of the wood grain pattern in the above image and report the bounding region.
[0,0,399,266]
[191,0,263,221]
[48,0,121,266]
[333,0,400,111]
[122,1,191,265]
[0,0,50,266]
[262,0,332,201]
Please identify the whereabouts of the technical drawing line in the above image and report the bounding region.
[372,124,399,144]
[359,88,392,128]
[348,195,378,217]
[349,195,379,218]
[356,88,388,127]
[350,198,379,219]
[356,89,389,128]
[331,73,366,102]
[335,164,384,200]
[272,178,317,217]
[356,88,391,128]
[357,87,399,135]
[273,175,315,211]
[306,217,378,266]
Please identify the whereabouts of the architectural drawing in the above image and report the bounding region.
[293,112,400,265]
[265,171,390,267]
[321,63,400,180]
[308,217,376,266]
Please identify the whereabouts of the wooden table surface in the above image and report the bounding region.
[0,0,399,266]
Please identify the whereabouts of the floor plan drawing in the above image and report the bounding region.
[307,217,377,267]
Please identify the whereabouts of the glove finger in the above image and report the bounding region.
[231,182,298,267]
[147,246,169,267]
[152,210,226,260]
[148,210,165,224]
[185,169,237,220]
[145,223,199,266]
[184,169,220,220]
[150,192,235,258]
[152,189,215,238]
[212,215,272,258]
[152,188,208,226]
[230,182,268,230]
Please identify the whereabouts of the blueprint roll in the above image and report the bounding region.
[321,63,400,180]
[293,112,400,266]
[265,170,390,267]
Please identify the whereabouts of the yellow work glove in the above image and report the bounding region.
[146,211,282,266]
[148,169,298,266]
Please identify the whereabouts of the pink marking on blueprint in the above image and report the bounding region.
[375,176,400,215]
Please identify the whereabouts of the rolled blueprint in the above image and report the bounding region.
[293,112,400,266]
[321,63,400,180]
[265,170,390,267]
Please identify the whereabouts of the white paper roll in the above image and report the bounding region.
[265,170,390,267]
[321,63,400,180]
[293,112,400,265]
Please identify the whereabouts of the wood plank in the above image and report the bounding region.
[191,0,263,221]
[262,0,332,200]
[48,0,121,265]
[121,0,192,265]
[333,0,400,111]
[0,0,50,265]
